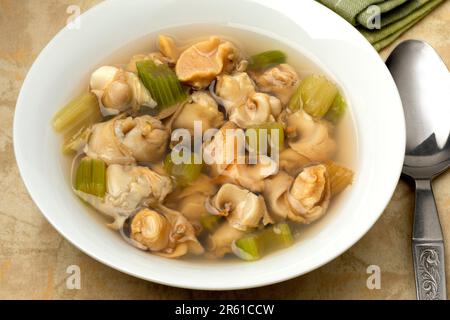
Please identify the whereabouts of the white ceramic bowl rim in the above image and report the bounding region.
[14,0,405,290]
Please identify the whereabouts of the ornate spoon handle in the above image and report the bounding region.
[412,179,447,300]
[413,241,446,300]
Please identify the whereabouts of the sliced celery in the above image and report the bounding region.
[248,50,286,71]
[136,60,187,112]
[325,93,346,123]
[52,93,101,133]
[246,122,284,156]
[300,75,338,118]
[157,72,171,107]
[267,223,293,248]
[163,152,203,187]
[233,223,294,261]
[325,161,354,197]
[62,126,91,155]
[200,214,222,233]
[75,157,91,195]
[234,234,261,261]
[287,85,302,111]
[75,157,106,198]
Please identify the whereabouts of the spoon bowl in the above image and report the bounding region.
[387,40,450,179]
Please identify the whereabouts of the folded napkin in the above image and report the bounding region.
[317,0,445,50]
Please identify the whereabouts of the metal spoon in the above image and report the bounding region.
[386,40,450,300]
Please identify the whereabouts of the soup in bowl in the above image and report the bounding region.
[52,28,356,262]
[14,0,404,289]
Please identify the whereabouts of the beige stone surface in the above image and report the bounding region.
[0,0,449,300]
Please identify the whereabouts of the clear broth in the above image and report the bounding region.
[64,24,359,261]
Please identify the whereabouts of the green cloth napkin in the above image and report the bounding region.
[317,0,445,50]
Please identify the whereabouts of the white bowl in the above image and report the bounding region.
[14,0,405,290]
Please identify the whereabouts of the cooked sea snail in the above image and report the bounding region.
[285,110,337,162]
[130,207,203,258]
[250,63,299,105]
[176,36,241,89]
[170,91,224,135]
[90,66,156,113]
[85,115,169,165]
[206,183,273,231]
[263,164,331,224]
[74,160,173,229]
[228,92,282,128]
[215,72,256,113]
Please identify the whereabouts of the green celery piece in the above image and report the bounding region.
[234,234,261,261]
[248,50,286,71]
[325,93,347,123]
[145,63,162,105]
[163,153,203,187]
[77,157,90,194]
[287,84,302,111]
[136,60,187,111]
[264,222,294,249]
[158,72,173,106]
[246,122,284,156]
[145,66,160,104]
[62,126,91,155]
[300,74,338,118]
[75,157,106,198]
[234,223,294,261]
[75,158,88,194]
[91,159,106,197]
[52,92,101,133]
